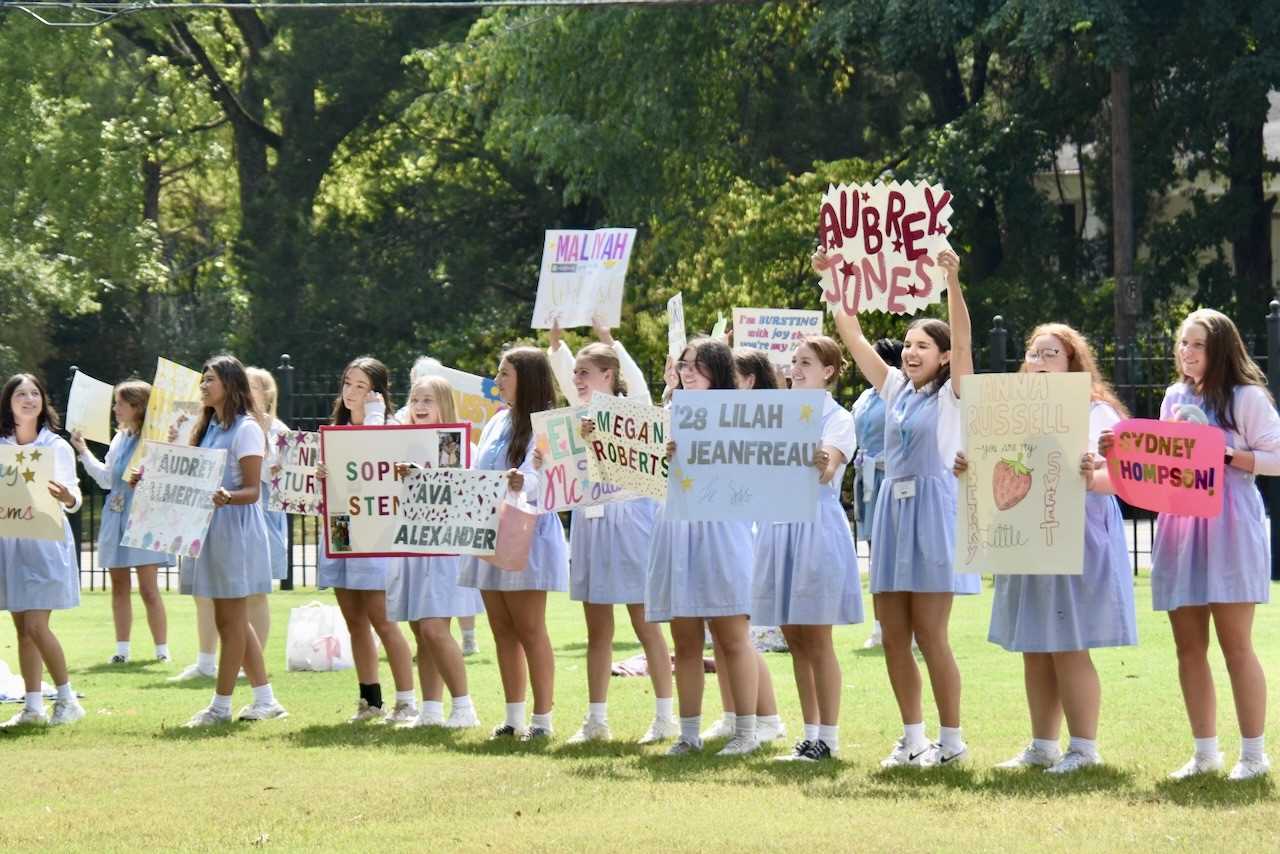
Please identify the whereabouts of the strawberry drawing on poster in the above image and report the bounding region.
[953,372,1092,575]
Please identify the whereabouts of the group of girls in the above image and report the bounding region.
[0,246,1273,779]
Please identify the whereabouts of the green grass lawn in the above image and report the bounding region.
[1,577,1277,852]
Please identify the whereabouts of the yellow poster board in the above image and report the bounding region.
[127,358,203,471]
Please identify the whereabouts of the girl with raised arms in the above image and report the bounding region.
[819,246,980,767]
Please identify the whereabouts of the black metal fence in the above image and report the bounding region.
[61,303,1280,587]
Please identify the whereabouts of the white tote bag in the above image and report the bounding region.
[285,601,356,672]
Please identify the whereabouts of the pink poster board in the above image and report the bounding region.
[1106,418,1224,518]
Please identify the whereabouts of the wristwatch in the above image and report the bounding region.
[1224,447,1235,467]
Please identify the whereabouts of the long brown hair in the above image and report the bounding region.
[190,355,255,446]
[576,343,627,397]
[330,356,394,426]
[732,348,779,390]
[0,373,60,437]
[501,347,555,468]
[1021,323,1129,418]
[680,337,736,391]
[907,317,951,393]
[114,379,152,434]
[1178,309,1270,432]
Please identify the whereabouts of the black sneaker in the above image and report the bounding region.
[521,726,553,742]
[775,739,814,762]
[490,724,522,739]
[109,655,128,664]
[797,740,836,762]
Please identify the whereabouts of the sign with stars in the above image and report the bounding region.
[269,430,323,516]
[0,446,64,541]
[531,405,631,513]
[814,181,953,316]
[584,393,670,501]
[665,389,824,523]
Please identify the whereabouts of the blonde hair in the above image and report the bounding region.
[576,343,627,397]
[246,367,278,420]
[407,375,458,425]
[1022,323,1129,418]
[798,335,845,388]
[114,379,151,433]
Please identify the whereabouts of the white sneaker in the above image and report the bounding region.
[184,706,232,728]
[444,706,480,729]
[862,632,882,650]
[1045,749,1101,775]
[922,742,968,768]
[1227,755,1271,781]
[238,701,289,722]
[462,636,480,656]
[880,736,931,768]
[348,699,385,723]
[638,716,679,744]
[401,710,446,729]
[1169,752,1224,780]
[716,734,760,756]
[2,708,48,728]
[665,736,702,756]
[383,701,418,725]
[49,698,86,727]
[756,718,787,744]
[995,742,1061,769]
[566,718,612,744]
[700,717,736,740]
[167,663,215,683]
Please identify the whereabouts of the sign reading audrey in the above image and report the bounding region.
[269,430,323,516]
[666,389,824,523]
[1106,419,1224,518]
[814,181,953,316]
[531,228,636,328]
[121,442,226,558]
[532,406,629,513]
[320,424,471,558]
[0,446,64,542]
[954,373,1090,575]
[395,468,509,555]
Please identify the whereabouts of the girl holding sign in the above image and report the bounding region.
[821,247,979,768]
[1107,309,1278,781]
[71,379,172,665]
[387,375,483,729]
[315,357,418,725]
[954,325,1136,774]
[182,356,287,726]
[458,347,569,741]
[547,322,677,745]
[752,336,863,762]
[0,374,86,728]
[651,337,761,757]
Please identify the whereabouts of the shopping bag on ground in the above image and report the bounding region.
[286,601,355,672]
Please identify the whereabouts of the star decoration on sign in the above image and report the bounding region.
[839,260,856,280]
[276,433,289,451]
[892,238,904,253]
[22,468,35,483]
[271,477,281,491]
[15,451,25,464]
[907,284,919,297]
[860,191,870,202]
[932,224,949,236]
[798,404,814,423]
[29,450,41,462]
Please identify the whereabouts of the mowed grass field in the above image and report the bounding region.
[1,578,1277,852]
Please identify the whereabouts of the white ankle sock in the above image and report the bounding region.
[154,643,169,659]
[251,683,275,706]
[939,726,964,753]
[394,690,415,706]
[452,695,473,712]
[680,716,702,743]
[903,721,927,746]
[587,702,608,724]
[721,711,737,728]
[55,683,74,702]
[804,723,820,741]
[758,713,781,730]
[654,696,674,719]
[423,700,445,719]
[1194,735,1220,757]
[505,702,525,728]
[462,629,476,643]
[196,651,217,673]
[1033,737,1060,755]
[1068,736,1097,757]
[734,714,757,740]
[210,693,233,715]
[818,724,839,751]
[1241,735,1266,761]
[24,691,43,713]
[116,641,130,658]
[531,712,553,731]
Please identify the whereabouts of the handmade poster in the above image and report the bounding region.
[420,363,505,435]
[121,441,226,558]
[65,370,114,446]
[531,227,637,328]
[532,406,630,513]
[814,181,953,316]
[0,446,64,542]
[320,423,471,558]
[666,389,823,523]
[1106,419,1224,518]
[395,469,509,556]
[954,373,1090,575]
[711,313,728,340]
[127,357,203,470]
[269,430,323,516]
[732,308,823,370]
[585,392,669,500]
[667,293,686,359]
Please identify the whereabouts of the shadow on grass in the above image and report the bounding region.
[835,764,1134,801]
[557,641,644,655]
[0,722,52,741]
[1151,775,1276,808]
[80,661,166,675]
[155,721,247,741]
[283,722,463,750]
[138,678,219,691]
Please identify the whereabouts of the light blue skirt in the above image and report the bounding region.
[0,522,80,612]
[97,491,174,570]
[752,493,864,626]
[645,511,754,622]
[181,504,272,599]
[988,494,1138,652]
[457,512,569,592]
[259,481,289,581]
[870,474,980,595]
[853,465,885,543]
[386,556,485,621]
[318,554,389,591]
[569,498,658,604]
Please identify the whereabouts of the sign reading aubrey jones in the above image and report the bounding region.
[666,389,824,523]
[396,469,509,556]
[320,424,470,559]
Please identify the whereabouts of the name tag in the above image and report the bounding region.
[892,479,916,500]
[584,504,606,520]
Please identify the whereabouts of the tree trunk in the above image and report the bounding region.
[1227,105,1276,334]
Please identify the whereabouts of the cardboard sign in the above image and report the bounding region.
[65,371,114,446]
[954,373,1091,575]
[1106,418,1224,518]
[269,430,323,516]
[666,389,823,523]
[732,308,823,370]
[419,363,505,436]
[815,181,953,315]
[121,441,226,558]
[532,405,630,513]
[0,446,64,542]
[395,468,509,556]
[320,423,471,558]
[585,392,670,500]
[531,228,637,328]
[667,293,686,359]
[127,358,203,471]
